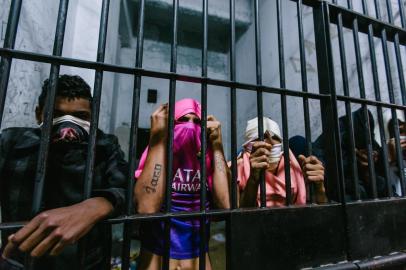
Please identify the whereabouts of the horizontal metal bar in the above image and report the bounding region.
[336,94,406,109]
[4,196,405,231]
[8,196,406,229]
[0,48,329,99]
[328,2,406,45]
[356,252,406,269]
[0,202,345,230]
[313,252,406,269]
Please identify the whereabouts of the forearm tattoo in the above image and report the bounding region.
[214,152,226,173]
[144,164,162,193]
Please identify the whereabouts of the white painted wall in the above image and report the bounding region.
[0,0,120,131]
[235,0,321,146]
[1,0,406,152]
[1,0,59,128]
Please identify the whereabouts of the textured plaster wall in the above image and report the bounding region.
[234,0,406,146]
[112,40,231,157]
[1,0,406,152]
[235,0,321,146]
[0,0,120,131]
[1,0,58,128]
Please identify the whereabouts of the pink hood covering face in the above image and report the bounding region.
[174,98,201,120]
[135,98,213,191]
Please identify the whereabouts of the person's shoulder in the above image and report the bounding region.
[0,127,40,153]
[96,129,120,145]
[96,130,124,156]
[1,127,40,142]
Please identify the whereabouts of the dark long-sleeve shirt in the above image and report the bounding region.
[0,127,128,270]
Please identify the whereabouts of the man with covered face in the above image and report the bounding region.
[134,99,230,270]
[237,117,327,207]
[0,75,127,269]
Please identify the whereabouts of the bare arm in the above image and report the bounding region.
[298,155,328,204]
[212,147,230,209]
[207,115,230,209]
[134,104,168,214]
[239,173,261,208]
[2,197,113,258]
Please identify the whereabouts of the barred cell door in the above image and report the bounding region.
[1,0,406,269]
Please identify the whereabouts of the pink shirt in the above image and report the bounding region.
[237,150,306,207]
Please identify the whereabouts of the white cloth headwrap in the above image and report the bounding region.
[242,117,283,163]
[243,117,282,146]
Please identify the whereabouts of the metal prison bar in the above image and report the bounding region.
[1,0,406,270]
[79,0,111,267]
[361,0,393,198]
[199,0,209,269]
[334,0,379,200]
[335,2,361,200]
[297,0,316,203]
[376,0,406,197]
[122,0,144,268]
[163,0,179,269]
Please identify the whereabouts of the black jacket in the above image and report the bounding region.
[313,108,387,200]
[0,127,128,270]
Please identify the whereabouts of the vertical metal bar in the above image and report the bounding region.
[83,0,110,211]
[121,0,145,268]
[78,0,110,268]
[0,0,22,126]
[387,0,406,197]
[163,0,178,269]
[29,1,69,269]
[226,0,237,269]
[350,4,378,199]
[229,0,237,210]
[122,0,135,48]
[276,0,292,205]
[386,0,394,24]
[254,0,266,208]
[374,0,382,19]
[297,0,315,203]
[336,11,360,200]
[399,0,406,29]
[375,0,406,196]
[31,0,69,216]
[361,0,392,197]
[199,0,208,269]
[347,0,353,9]
[397,0,406,118]
[397,0,406,129]
[387,1,406,106]
[313,1,351,259]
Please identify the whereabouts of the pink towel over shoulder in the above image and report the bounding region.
[237,150,306,207]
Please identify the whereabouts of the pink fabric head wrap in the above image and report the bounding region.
[135,98,213,192]
[174,98,201,120]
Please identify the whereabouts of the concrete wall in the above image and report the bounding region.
[1,0,59,128]
[1,0,406,153]
[235,0,321,146]
[328,0,406,144]
[0,0,120,131]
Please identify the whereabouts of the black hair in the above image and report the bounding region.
[38,74,92,109]
[339,108,378,150]
[388,118,405,139]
